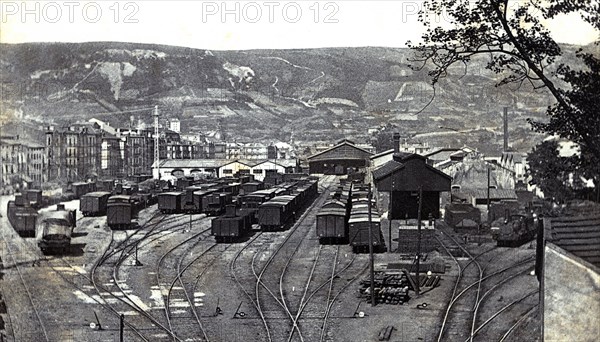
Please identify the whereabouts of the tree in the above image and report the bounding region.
[408,0,600,161]
[527,140,597,203]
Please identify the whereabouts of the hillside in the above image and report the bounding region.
[1,41,593,153]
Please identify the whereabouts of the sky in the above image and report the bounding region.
[0,0,598,50]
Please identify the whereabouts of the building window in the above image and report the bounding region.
[223,169,233,174]
[253,169,263,174]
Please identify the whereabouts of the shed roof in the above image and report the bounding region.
[158,159,230,169]
[308,141,373,162]
[544,214,600,269]
[373,153,452,192]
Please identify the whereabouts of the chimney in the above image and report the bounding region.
[393,132,400,154]
[503,107,509,152]
[56,204,65,211]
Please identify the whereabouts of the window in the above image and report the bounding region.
[223,169,233,174]
[253,169,263,174]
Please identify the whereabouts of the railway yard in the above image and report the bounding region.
[0,176,540,342]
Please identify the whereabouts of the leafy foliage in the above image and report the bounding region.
[408,0,600,161]
[526,140,597,203]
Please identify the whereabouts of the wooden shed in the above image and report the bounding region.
[373,153,451,219]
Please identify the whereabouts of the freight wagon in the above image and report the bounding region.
[496,214,536,247]
[348,216,383,253]
[80,191,111,216]
[316,208,348,243]
[158,192,183,214]
[6,199,38,237]
[25,189,43,208]
[211,205,253,242]
[258,195,296,231]
[37,204,76,254]
[202,192,232,216]
[66,182,97,199]
[106,195,139,229]
[241,181,265,194]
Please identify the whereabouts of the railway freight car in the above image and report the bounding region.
[316,208,348,243]
[348,215,383,253]
[106,195,140,229]
[66,181,97,199]
[202,192,232,216]
[25,189,43,208]
[257,195,296,231]
[37,204,76,254]
[6,197,38,237]
[211,205,253,242]
[80,191,111,216]
[158,192,183,214]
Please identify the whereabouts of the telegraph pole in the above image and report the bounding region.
[367,189,376,306]
[415,185,423,296]
[153,105,160,180]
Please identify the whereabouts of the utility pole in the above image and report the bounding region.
[153,105,160,180]
[367,189,376,306]
[415,185,423,296]
[487,167,491,222]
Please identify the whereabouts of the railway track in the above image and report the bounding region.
[155,224,213,341]
[0,228,49,342]
[228,175,335,342]
[436,228,539,342]
[89,211,208,341]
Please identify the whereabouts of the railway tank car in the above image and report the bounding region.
[37,204,76,254]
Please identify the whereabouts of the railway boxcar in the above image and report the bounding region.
[158,192,183,214]
[257,196,296,231]
[211,205,253,242]
[316,208,348,243]
[6,200,38,237]
[496,214,536,247]
[348,216,383,253]
[202,192,232,216]
[67,181,97,199]
[80,191,111,216]
[96,179,115,192]
[37,204,76,254]
[241,181,265,194]
[106,195,139,229]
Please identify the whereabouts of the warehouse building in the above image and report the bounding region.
[307,139,373,175]
[373,152,451,219]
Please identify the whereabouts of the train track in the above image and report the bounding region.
[436,228,539,342]
[155,225,213,341]
[228,175,335,342]
[90,211,206,341]
[0,228,49,342]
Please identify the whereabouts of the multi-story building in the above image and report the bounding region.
[100,135,125,178]
[0,135,46,188]
[46,123,102,182]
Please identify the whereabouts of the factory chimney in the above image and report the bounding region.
[503,107,509,152]
[393,132,400,154]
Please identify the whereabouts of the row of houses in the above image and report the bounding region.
[0,135,46,189]
[43,118,296,183]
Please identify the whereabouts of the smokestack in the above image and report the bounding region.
[393,132,400,154]
[503,107,509,152]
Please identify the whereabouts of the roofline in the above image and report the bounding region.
[307,141,374,160]
[370,149,394,160]
[546,241,600,275]
[423,148,461,158]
